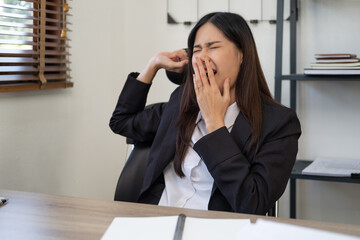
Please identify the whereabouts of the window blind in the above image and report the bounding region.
[0,0,72,92]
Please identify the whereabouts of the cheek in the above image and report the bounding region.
[192,56,196,62]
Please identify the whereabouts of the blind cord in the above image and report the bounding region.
[61,0,68,38]
[39,0,47,88]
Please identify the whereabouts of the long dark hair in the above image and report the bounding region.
[174,12,275,177]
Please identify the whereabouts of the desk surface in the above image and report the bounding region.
[1,189,360,239]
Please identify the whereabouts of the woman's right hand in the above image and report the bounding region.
[154,49,188,73]
[137,50,188,84]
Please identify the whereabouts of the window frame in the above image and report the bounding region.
[0,0,72,92]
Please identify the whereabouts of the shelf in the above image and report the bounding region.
[291,160,360,184]
[280,74,360,81]
[290,160,360,218]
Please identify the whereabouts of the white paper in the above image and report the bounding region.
[302,157,360,177]
[183,218,250,239]
[101,216,178,240]
[102,216,250,240]
[238,219,360,240]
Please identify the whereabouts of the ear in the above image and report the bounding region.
[238,50,243,64]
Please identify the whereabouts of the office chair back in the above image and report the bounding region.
[114,70,185,202]
[114,139,151,202]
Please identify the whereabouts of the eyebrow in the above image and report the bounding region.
[193,41,221,49]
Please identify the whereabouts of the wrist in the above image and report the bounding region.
[137,57,159,84]
[206,120,225,133]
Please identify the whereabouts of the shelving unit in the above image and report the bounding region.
[274,0,360,219]
[274,0,360,109]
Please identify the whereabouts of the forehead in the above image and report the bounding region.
[194,22,227,45]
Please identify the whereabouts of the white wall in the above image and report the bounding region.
[0,0,359,225]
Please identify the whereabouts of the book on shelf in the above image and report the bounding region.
[311,67,360,70]
[311,62,360,68]
[302,157,360,177]
[316,58,360,63]
[304,68,360,75]
[315,53,357,59]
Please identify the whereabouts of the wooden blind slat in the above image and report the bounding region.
[0,73,70,82]
[0,30,38,37]
[0,21,35,29]
[0,59,70,66]
[0,66,70,73]
[0,39,69,47]
[0,74,38,81]
[0,81,73,93]
[0,49,37,56]
[0,4,38,12]
[0,57,38,64]
[0,71,70,82]
[21,0,40,3]
[0,13,69,25]
[9,0,66,7]
[0,49,69,57]
[0,21,68,31]
[0,66,38,72]
[0,12,38,21]
[0,4,71,14]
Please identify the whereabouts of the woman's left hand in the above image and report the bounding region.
[193,57,231,133]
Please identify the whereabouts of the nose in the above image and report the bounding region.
[199,49,209,59]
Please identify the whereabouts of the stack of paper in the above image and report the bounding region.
[304,53,360,75]
[101,216,360,240]
[302,157,360,177]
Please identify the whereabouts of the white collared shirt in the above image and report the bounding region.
[158,102,240,210]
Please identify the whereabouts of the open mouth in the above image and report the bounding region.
[205,69,217,77]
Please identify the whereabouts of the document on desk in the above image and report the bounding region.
[239,219,360,240]
[101,215,250,240]
[302,157,360,177]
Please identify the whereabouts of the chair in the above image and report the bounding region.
[114,138,151,202]
[114,70,185,203]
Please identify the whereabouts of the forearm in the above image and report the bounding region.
[109,73,159,141]
[137,50,188,84]
[137,56,159,84]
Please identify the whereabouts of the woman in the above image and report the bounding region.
[110,12,301,215]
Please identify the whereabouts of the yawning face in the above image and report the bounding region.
[192,22,243,101]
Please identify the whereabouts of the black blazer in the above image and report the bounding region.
[110,73,301,215]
